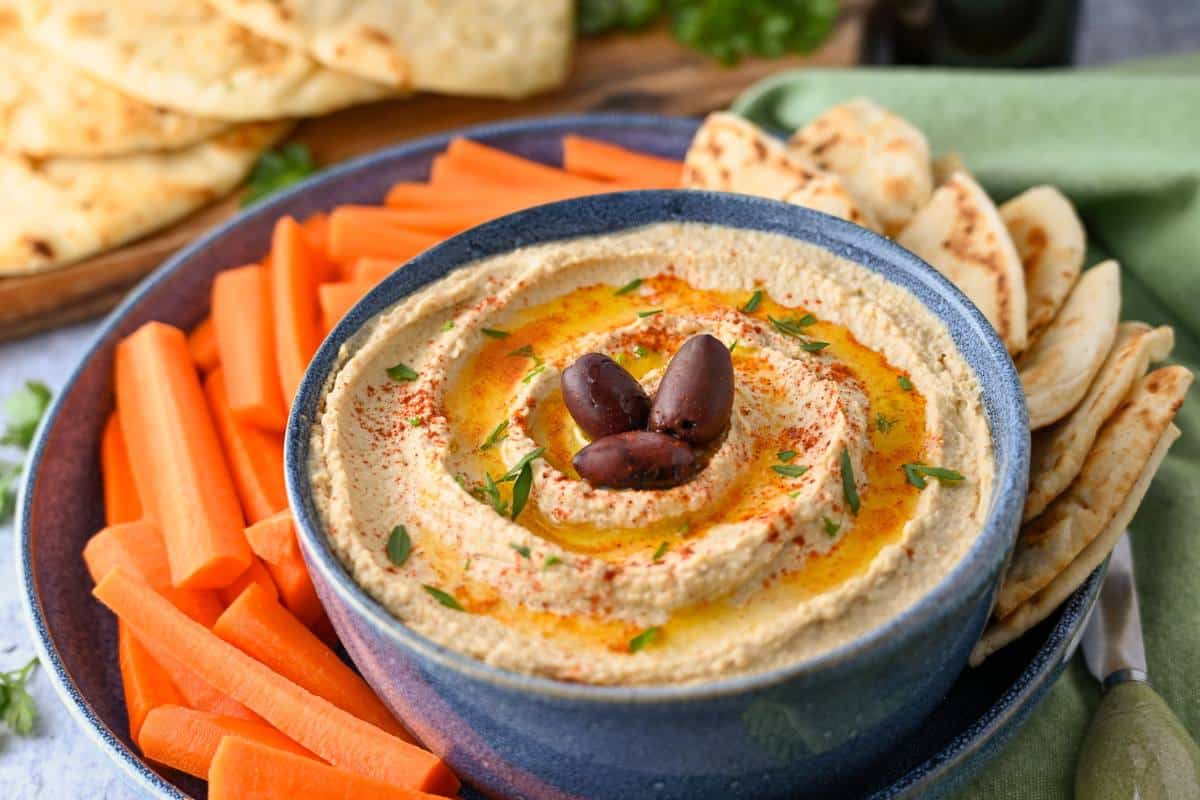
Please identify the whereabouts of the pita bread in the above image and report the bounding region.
[1018,260,1121,429]
[683,113,879,231]
[206,0,572,98]
[1025,322,1174,522]
[896,172,1028,353]
[0,122,289,275]
[993,365,1192,620]
[0,3,226,157]
[21,0,393,121]
[971,423,1181,666]
[1000,186,1086,340]
[788,98,932,236]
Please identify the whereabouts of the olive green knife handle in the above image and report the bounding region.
[1075,679,1200,800]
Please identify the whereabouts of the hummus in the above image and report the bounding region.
[309,222,995,685]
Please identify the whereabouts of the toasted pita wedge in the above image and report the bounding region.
[787,98,932,235]
[683,113,879,231]
[971,423,1181,666]
[1019,260,1121,429]
[1000,187,1086,340]
[896,172,1028,353]
[932,153,966,187]
[1025,322,1174,521]
[994,365,1192,620]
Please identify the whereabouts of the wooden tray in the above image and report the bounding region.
[0,18,863,342]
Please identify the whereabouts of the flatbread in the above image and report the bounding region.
[206,0,573,98]
[993,365,1192,620]
[1000,186,1086,340]
[1018,260,1121,430]
[788,98,932,236]
[1025,322,1174,522]
[21,0,393,121]
[971,423,1181,666]
[896,172,1028,353]
[0,122,289,275]
[683,113,879,231]
[0,2,227,157]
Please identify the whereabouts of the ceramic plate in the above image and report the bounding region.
[17,113,1104,800]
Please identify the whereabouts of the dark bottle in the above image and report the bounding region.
[864,0,1081,68]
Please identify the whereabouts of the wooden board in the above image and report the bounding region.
[0,18,863,342]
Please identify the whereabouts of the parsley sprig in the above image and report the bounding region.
[0,657,38,736]
[768,315,828,353]
[242,143,317,207]
[1,381,52,522]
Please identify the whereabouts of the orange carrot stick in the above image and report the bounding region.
[349,258,401,286]
[242,512,332,639]
[83,520,225,626]
[204,369,287,525]
[214,584,407,738]
[187,317,220,373]
[119,622,184,740]
[116,322,251,589]
[135,631,264,724]
[138,705,316,779]
[94,570,459,795]
[244,511,299,566]
[561,135,684,188]
[101,411,142,525]
[384,181,560,210]
[209,736,445,800]
[219,556,279,606]
[271,217,323,406]
[443,138,608,193]
[317,281,375,333]
[327,209,441,263]
[212,264,288,432]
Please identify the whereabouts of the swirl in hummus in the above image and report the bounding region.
[309,222,994,685]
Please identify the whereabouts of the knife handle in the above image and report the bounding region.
[1074,678,1200,800]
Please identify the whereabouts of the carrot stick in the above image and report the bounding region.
[138,705,316,780]
[443,138,608,193]
[219,556,279,606]
[94,570,459,795]
[318,281,375,333]
[116,322,250,589]
[135,631,264,724]
[349,258,400,287]
[242,512,334,640]
[101,411,142,525]
[119,622,183,740]
[187,317,220,373]
[329,205,492,237]
[327,209,441,263]
[214,584,407,738]
[212,264,288,432]
[561,135,684,188]
[271,217,323,406]
[204,369,287,524]
[384,181,560,211]
[210,736,444,800]
[83,520,225,626]
[244,511,299,566]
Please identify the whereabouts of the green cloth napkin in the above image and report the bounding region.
[732,55,1200,798]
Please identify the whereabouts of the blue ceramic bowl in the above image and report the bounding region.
[285,190,1030,798]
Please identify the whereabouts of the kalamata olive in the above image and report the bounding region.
[561,353,650,440]
[648,334,734,444]
[573,431,698,490]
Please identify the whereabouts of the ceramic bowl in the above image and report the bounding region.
[286,190,1030,799]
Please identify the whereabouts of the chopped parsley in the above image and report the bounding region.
[800,340,829,352]
[386,525,412,566]
[441,319,455,331]
[543,555,562,570]
[386,362,418,382]
[629,626,661,653]
[637,309,663,318]
[634,345,650,359]
[653,541,670,561]
[771,464,809,478]
[422,585,464,611]
[481,473,509,516]
[481,327,510,339]
[522,364,547,384]
[840,447,860,515]
[903,463,965,489]
[875,413,897,433]
[614,278,643,295]
[480,419,509,451]
[729,340,739,353]
[408,417,423,427]
[741,289,763,313]
[501,448,545,482]
[898,375,914,391]
[510,543,531,559]
[788,490,802,498]
[776,449,797,462]
[510,460,534,520]
[822,516,841,537]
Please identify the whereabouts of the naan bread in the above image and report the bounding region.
[684,113,879,231]
[1019,260,1121,430]
[1000,186,1086,340]
[994,365,1192,620]
[896,172,1028,353]
[971,423,1181,666]
[1025,322,1174,522]
[206,0,572,98]
[21,0,393,121]
[0,2,226,157]
[0,122,289,275]
[788,98,932,235]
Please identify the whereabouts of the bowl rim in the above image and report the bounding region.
[286,187,1030,703]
